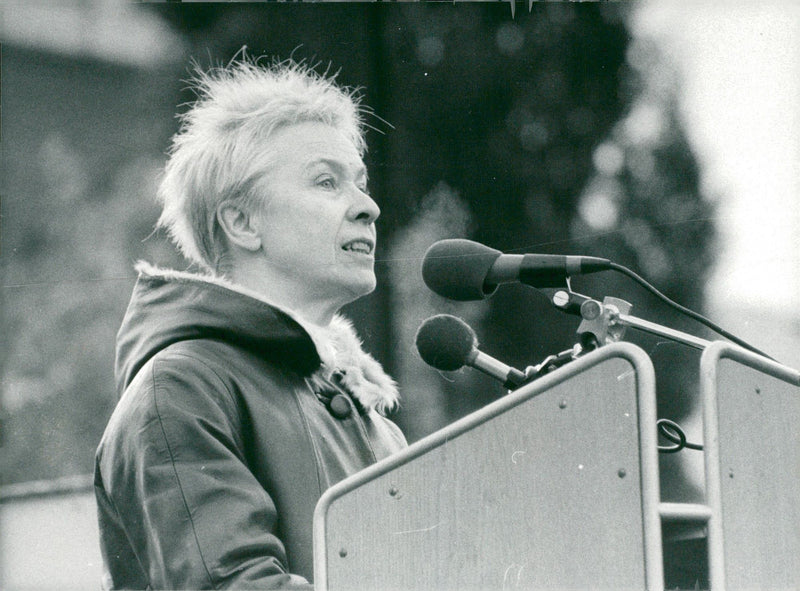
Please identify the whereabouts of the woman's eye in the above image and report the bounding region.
[317,177,336,189]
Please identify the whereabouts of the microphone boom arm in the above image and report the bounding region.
[615,311,712,350]
[576,295,713,351]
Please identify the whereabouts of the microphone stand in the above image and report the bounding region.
[543,286,713,351]
[523,343,586,381]
[519,284,715,386]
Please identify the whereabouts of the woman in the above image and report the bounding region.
[94,57,407,589]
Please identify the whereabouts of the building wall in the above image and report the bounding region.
[0,477,101,591]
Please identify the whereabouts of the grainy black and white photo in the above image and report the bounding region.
[1,1,798,590]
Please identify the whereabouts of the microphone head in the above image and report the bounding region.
[415,314,477,371]
[421,239,502,301]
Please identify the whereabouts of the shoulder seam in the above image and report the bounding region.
[150,356,223,589]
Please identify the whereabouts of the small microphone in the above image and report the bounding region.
[422,239,612,301]
[415,314,527,389]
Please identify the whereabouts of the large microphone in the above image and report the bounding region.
[422,239,612,301]
[415,314,527,389]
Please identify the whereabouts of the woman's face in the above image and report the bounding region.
[249,121,381,313]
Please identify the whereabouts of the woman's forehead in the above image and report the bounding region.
[266,122,365,173]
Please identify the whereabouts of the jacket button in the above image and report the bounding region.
[328,394,352,419]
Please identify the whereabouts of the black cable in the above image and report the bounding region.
[608,262,776,361]
[657,418,703,453]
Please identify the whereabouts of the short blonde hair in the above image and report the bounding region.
[157,56,367,271]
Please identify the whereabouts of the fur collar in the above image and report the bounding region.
[135,262,399,414]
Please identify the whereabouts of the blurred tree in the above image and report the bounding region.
[374,3,635,426]
[572,35,717,502]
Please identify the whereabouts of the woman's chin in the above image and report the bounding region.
[342,272,377,301]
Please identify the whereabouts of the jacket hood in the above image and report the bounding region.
[115,262,399,414]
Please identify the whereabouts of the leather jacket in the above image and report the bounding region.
[94,264,406,589]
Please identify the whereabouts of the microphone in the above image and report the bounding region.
[415,314,527,389]
[422,239,612,301]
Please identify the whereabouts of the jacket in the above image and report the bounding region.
[94,263,407,589]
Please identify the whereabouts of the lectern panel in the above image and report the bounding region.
[703,344,800,590]
[315,344,661,590]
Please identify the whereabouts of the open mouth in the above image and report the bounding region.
[341,239,374,255]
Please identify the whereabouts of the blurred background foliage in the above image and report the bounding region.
[1,2,714,502]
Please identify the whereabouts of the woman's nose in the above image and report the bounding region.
[349,187,381,224]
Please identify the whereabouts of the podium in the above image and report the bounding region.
[313,342,799,590]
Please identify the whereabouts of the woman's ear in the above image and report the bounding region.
[216,203,262,252]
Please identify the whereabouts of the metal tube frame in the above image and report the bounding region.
[572,295,721,587]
